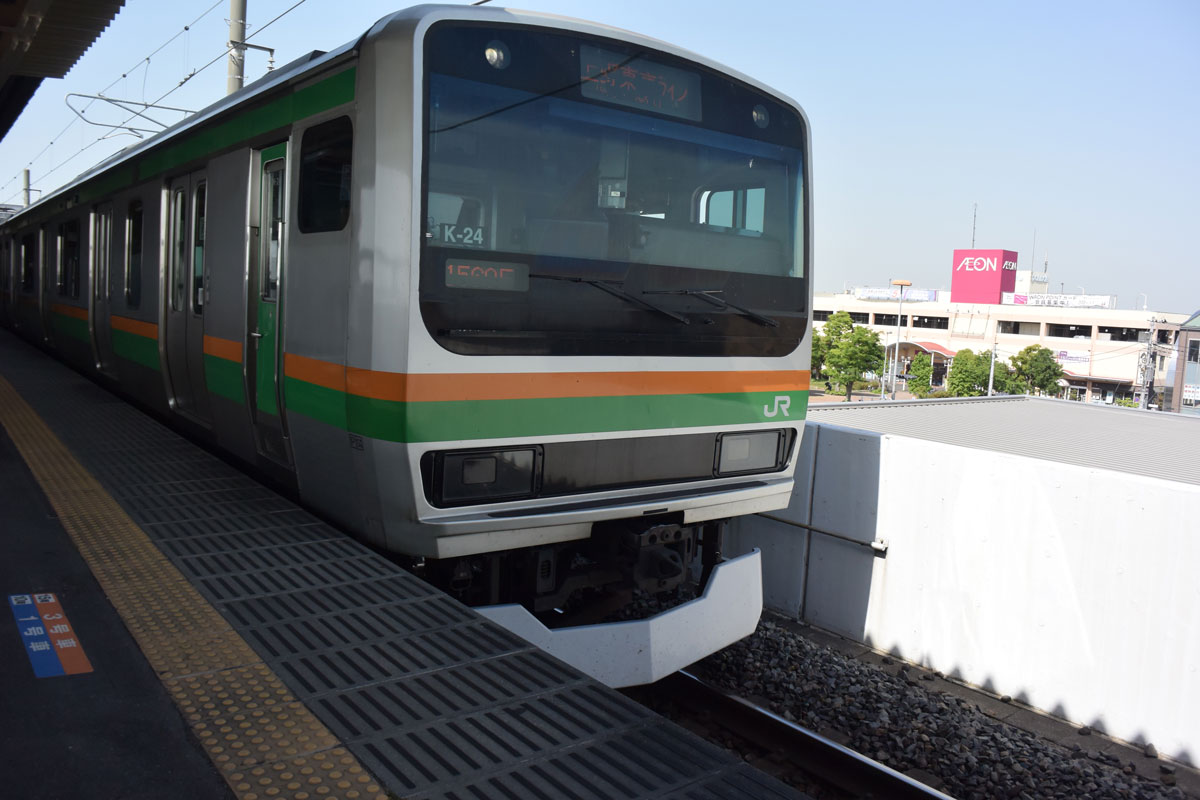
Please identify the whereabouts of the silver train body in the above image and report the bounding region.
[0,5,812,685]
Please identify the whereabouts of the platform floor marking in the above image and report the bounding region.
[0,375,386,800]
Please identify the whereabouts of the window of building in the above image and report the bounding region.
[57,219,81,298]
[20,233,36,292]
[1157,329,1172,344]
[125,200,143,308]
[847,312,869,324]
[998,320,1039,335]
[812,310,830,322]
[1188,341,1199,364]
[298,116,353,233]
[873,313,907,326]
[912,315,949,330]
[1047,323,1092,339]
[1097,326,1146,342]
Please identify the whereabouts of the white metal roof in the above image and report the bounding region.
[807,396,1200,487]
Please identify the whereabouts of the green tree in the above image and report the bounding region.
[811,331,828,382]
[948,349,1023,397]
[821,311,856,351]
[946,349,989,396]
[825,325,884,400]
[1010,345,1066,396]
[904,354,935,398]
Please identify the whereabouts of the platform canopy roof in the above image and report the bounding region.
[807,395,1200,487]
[0,0,125,142]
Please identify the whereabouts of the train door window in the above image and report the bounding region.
[192,182,206,314]
[298,115,352,233]
[93,209,112,307]
[57,219,81,297]
[125,200,143,308]
[699,187,765,232]
[21,233,35,292]
[262,160,285,300]
[169,188,187,311]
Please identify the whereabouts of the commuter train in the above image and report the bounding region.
[0,5,812,685]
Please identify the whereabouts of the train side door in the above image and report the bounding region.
[90,204,117,377]
[246,143,292,466]
[164,173,212,424]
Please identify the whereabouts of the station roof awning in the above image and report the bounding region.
[0,0,125,142]
[910,341,957,358]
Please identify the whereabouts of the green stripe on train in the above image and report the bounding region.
[51,313,89,343]
[112,329,160,371]
[283,378,808,442]
[204,355,245,404]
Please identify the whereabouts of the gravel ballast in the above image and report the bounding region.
[697,618,1187,800]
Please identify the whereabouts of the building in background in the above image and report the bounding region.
[821,249,1189,406]
[1165,310,1200,416]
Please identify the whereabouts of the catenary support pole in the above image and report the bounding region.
[227,0,247,96]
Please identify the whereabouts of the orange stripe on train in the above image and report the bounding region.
[110,315,158,339]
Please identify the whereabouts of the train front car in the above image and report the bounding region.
[358,7,811,686]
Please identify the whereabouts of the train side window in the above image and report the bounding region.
[298,115,352,233]
[193,182,206,314]
[263,160,285,300]
[57,219,81,298]
[699,187,765,233]
[21,233,35,292]
[125,200,143,309]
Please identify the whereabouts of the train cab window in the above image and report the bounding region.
[193,182,207,314]
[298,115,352,233]
[20,233,36,292]
[125,200,143,308]
[57,219,81,298]
[169,188,187,312]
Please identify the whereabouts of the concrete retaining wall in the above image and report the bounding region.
[729,421,1200,765]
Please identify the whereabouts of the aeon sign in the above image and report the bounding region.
[951,249,1018,304]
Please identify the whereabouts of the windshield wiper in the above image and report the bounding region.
[644,289,779,328]
[531,275,690,324]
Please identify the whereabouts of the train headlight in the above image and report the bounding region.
[484,40,510,70]
[438,447,539,505]
[716,430,783,476]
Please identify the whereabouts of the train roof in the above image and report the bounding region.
[4,4,807,228]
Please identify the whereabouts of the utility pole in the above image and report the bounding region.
[22,169,30,206]
[1140,318,1161,409]
[227,0,247,96]
[889,279,911,400]
[971,203,977,248]
[987,344,997,396]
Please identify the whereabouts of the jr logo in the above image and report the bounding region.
[763,395,791,418]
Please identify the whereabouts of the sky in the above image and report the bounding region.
[0,0,1196,313]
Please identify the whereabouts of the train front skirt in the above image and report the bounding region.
[478,548,763,687]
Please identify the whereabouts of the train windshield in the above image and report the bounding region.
[420,23,809,357]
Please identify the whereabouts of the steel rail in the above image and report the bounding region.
[661,670,959,800]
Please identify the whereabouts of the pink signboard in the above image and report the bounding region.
[951,249,1019,304]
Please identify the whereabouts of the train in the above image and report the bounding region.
[0,4,812,686]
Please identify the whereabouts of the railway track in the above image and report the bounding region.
[626,671,959,799]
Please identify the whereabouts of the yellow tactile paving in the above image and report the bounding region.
[0,375,387,800]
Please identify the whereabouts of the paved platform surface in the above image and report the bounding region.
[0,328,803,800]
[0,427,234,800]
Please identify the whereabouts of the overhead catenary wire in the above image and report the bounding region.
[0,1,225,201]
[2,0,309,205]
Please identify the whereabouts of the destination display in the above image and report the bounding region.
[580,45,702,121]
[445,259,529,291]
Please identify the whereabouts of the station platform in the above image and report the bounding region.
[0,328,801,800]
